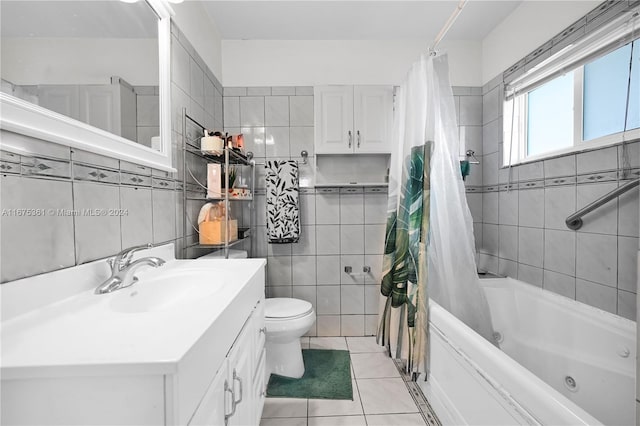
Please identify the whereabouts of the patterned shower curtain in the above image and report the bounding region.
[378,53,495,378]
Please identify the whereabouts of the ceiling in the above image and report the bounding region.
[0,1,157,38]
[202,1,523,41]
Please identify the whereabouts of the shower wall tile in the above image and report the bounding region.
[482,119,500,155]
[576,279,617,314]
[517,264,543,287]
[459,95,482,126]
[482,192,499,224]
[518,227,543,268]
[618,187,639,238]
[498,190,518,226]
[544,186,576,231]
[576,183,618,235]
[498,225,518,261]
[518,189,544,228]
[544,229,576,276]
[543,270,576,299]
[482,86,499,125]
[481,224,499,256]
[617,290,636,321]
[544,155,576,178]
[577,146,618,174]
[364,225,385,255]
[618,237,638,293]
[575,232,617,288]
[498,258,518,278]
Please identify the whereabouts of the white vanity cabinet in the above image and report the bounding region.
[189,299,267,426]
[1,258,267,426]
[314,85,393,154]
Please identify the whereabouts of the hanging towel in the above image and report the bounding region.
[266,160,300,243]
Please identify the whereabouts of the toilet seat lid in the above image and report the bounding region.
[265,298,313,319]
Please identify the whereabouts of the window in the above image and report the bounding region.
[503,10,640,166]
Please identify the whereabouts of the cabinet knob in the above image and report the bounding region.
[348,131,352,148]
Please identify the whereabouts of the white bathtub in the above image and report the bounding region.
[419,277,636,426]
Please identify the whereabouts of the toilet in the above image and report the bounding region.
[265,298,316,379]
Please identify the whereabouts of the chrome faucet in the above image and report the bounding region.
[95,244,166,294]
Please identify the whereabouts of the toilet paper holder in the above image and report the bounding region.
[344,266,371,274]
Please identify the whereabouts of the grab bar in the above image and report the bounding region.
[565,178,639,230]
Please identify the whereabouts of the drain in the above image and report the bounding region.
[564,375,578,392]
[493,331,504,344]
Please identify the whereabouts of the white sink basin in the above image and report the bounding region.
[109,268,226,313]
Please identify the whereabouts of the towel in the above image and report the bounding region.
[266,160,300,243]
[460,160,470,181]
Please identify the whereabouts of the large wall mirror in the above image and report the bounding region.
[0,0,174,171]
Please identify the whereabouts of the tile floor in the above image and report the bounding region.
[260,336,428,426]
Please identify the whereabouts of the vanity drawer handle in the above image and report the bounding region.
[224,380,236,423]
[233,369,243,404]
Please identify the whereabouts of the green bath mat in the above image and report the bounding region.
[266,349,353,400]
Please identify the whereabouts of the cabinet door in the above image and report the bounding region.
[78,85,120,135]
[353,86,393,154]
[227,317,255,426]
[314,86,354,154]
[188,361,230,426]
[37,85,80,121]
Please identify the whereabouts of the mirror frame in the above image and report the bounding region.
[0,0,175,172]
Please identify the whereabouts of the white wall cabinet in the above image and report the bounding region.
[314,85,393,154]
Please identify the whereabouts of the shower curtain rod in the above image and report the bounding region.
[429,0,468,54]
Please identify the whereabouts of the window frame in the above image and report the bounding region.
[503,8,640,167]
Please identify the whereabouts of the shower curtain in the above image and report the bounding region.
[378,53,495,377]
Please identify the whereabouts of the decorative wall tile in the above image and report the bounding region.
[247,87,271,96]
[482,119,499,155]
[171,37,190,93]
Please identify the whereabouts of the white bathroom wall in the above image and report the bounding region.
[481,1,598,85]
[172,1,224,82]
[0,38,158,85]
[221,39,482,87]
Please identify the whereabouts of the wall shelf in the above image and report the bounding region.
[182,109,255,259]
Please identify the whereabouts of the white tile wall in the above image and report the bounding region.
[479,72,638,320]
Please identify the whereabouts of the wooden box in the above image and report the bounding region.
[199,219,238,245]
